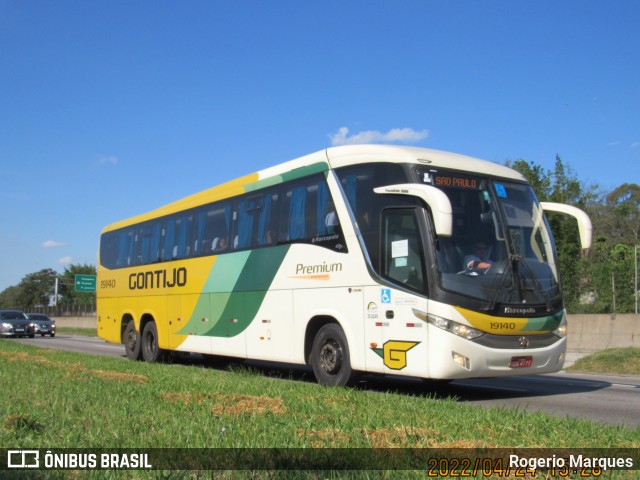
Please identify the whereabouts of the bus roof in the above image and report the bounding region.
[324,144,525,182]
[101,145,526,233]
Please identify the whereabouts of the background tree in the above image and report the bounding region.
[510,156,600,311]
[601,184,640,244]
[0,285,21,308]
[14,268,58,309]
[57,263,97,306]
[507,159,552,199]
[0,263,97,309]
[510,155,640,313]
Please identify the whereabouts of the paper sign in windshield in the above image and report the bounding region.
[392,239,408,258]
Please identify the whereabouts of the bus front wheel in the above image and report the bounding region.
[311,323,354,387]
[141,321,166,363]
[123,320,141,360]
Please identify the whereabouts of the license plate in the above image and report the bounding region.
[15,328,24,332]
[510,356,533,368]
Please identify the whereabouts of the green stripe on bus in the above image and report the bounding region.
[280,162,328,182]
[243,162,328,193]
[181,246,290,337]
[243,175,283,193]
[206,246,289,337]
[520,311,564,332]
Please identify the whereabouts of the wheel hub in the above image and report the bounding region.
[319,340,342,374]
[125,331,137,351]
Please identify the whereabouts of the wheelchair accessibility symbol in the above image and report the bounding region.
[381,289,391,304]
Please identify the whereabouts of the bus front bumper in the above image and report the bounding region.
[426,327,567,379]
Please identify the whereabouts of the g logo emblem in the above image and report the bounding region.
[371,341,419,370]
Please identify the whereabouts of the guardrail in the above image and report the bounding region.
[566,313,640,352]
[21,305,96,317]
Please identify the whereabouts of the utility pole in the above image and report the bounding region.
[635,244,638,315]
[54,277,59,307]
[611,272,616,319]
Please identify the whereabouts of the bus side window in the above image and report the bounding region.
[211,203,231,253]
[175,215,193,258]
[257,191,276,246]
[100,233,118,269]
[194,210,208,255]
[136,226,151,265]
[279,184,306,243]
[382,208,426,292]
[118,229,134,267]
[289,185,308,241]
[235,194,263,250]
[278,175,344,250]
[162,219,176,260]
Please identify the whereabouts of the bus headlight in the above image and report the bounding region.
[421,312,484,340]
[553,314,568,338]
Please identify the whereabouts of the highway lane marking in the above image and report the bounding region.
[95,343,124,350]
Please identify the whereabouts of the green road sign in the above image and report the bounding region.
[75,274,97,292]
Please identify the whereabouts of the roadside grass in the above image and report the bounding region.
[56,327,97,337]
[567,348,640,375]
[1,341,638,479]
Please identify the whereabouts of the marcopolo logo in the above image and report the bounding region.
[503,306,536,315]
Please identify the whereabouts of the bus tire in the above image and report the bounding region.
[123,320,141,361]
[310,323,354,387]
[141,321,166,363]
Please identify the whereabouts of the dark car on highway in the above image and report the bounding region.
[26,313,56,337]
[0,310,35,338]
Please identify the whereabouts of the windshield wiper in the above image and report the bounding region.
[515,257,554,312]
[483,255,517,311]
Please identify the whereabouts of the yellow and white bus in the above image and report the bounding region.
[97,145,592,386]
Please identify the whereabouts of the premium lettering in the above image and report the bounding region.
[129,267,187,290]
[296,262,343,275]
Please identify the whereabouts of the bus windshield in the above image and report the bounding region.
[424,171,560,308]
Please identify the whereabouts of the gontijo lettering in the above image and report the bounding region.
[129,267,187,290]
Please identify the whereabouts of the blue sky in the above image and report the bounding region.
[1,0,639,292]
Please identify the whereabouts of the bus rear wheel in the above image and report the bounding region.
[141,321,166,363]
[123,320,141,360]
[311,323,354,387]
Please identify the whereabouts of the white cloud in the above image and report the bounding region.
[631,141,640,149]
[98,155,118,166]
[329,127,429,146]
[607,141,621,147]
[43,240,67,248]
[58,256,73,266]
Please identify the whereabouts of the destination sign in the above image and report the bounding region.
[416,168,482,190]
[432,175,479,189]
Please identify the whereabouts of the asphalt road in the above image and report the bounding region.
[11,334,640,429]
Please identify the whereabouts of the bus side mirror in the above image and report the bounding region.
[540,202,593,251]
[374,184,453,237]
